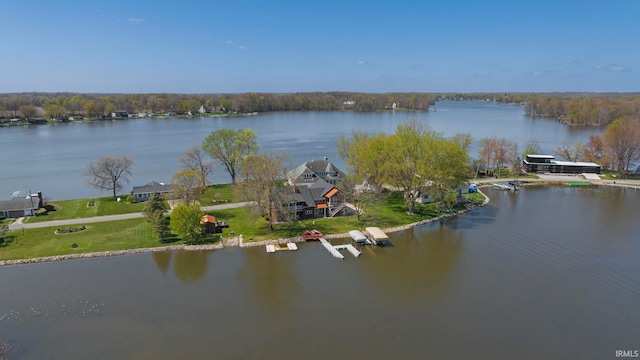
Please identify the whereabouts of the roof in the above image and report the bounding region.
[552,160,601,167]
[0,198,38,212]
[280,178,343,208]
[200,215,217,224]
[132,181,174,194]
[526,154,555,159]
[349,230,367,241]
[287,158,346,185]
[365,227,389,240]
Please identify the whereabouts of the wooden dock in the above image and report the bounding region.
[265,242,298,253]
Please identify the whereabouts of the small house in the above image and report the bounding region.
[112,110,128,119]
[0,192,42,218]
[131,181,174,202]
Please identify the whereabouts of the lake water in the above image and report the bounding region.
[0,101,600,200]
[1,186,638,359]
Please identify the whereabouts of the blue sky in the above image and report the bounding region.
[1,1,639,93]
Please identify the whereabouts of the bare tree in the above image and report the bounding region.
[582,135,608,166]
[178,146,213,189]
[171,169,204,205]
[19,105,38,119]
[604,117,640,172]
[84,156,134,198]
[554,140,584,162]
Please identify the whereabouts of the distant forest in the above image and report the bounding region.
[1,91,640,126]
[0,92,435,119]
[443,92,640,126]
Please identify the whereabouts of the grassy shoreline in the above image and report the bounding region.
[1,188,485,263]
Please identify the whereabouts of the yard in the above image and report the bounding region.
[29,196,147,222]
[0,218,160,261]
[1,189,485,261]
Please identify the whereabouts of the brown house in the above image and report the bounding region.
[275,178,348,221]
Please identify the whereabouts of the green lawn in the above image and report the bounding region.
[599,171,640,180]
[1,188,479,260]
[28,196,147,222]
[199,184,236,205]
[208,191,449,242]
[0,218,163,261]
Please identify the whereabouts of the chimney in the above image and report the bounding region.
[324,156,328,161]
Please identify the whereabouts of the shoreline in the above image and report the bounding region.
[6,178,640,267]
[0,195,488,267]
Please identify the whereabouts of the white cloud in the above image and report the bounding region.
[128,18,144,23]
[238,45,245,50]
[596,64,628,72]
[358,60,365,65]
[225,40,233,44]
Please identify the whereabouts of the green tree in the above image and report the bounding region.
[143,193,170,241]
[522,140,542,158]
[382,121,429,214]
[236,151,290,231]
[84,155,134,198]
[202,128,259,185]
[150,211,171,243]
[170,204,204,244]
[425,135,469,211]
[554,140,584,162]
[43,103,67,120]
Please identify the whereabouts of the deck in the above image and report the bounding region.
[301,229,324,241]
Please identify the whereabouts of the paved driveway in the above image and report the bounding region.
[8,201,254,231]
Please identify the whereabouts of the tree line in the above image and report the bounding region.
[476,116,640,175]
[439,93,640,127]
[0,92,436,119]
[5,92,639,127]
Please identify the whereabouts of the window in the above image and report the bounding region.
[304,209,313,215]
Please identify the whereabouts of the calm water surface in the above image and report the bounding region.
[1,186,638,359]
[0,101,599,200]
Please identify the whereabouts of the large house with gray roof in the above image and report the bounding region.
[275,179,348,221]
[274,158,350,221]
[287,157,346,186]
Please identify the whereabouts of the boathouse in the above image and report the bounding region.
[522,154,601,174]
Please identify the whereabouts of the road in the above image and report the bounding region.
[8,174,640,231]
[8,201,254,231]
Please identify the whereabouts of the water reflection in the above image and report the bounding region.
[238,249,300,310]
[152,251,171,275]
[359,223,464,303]
[151,250,211,282]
